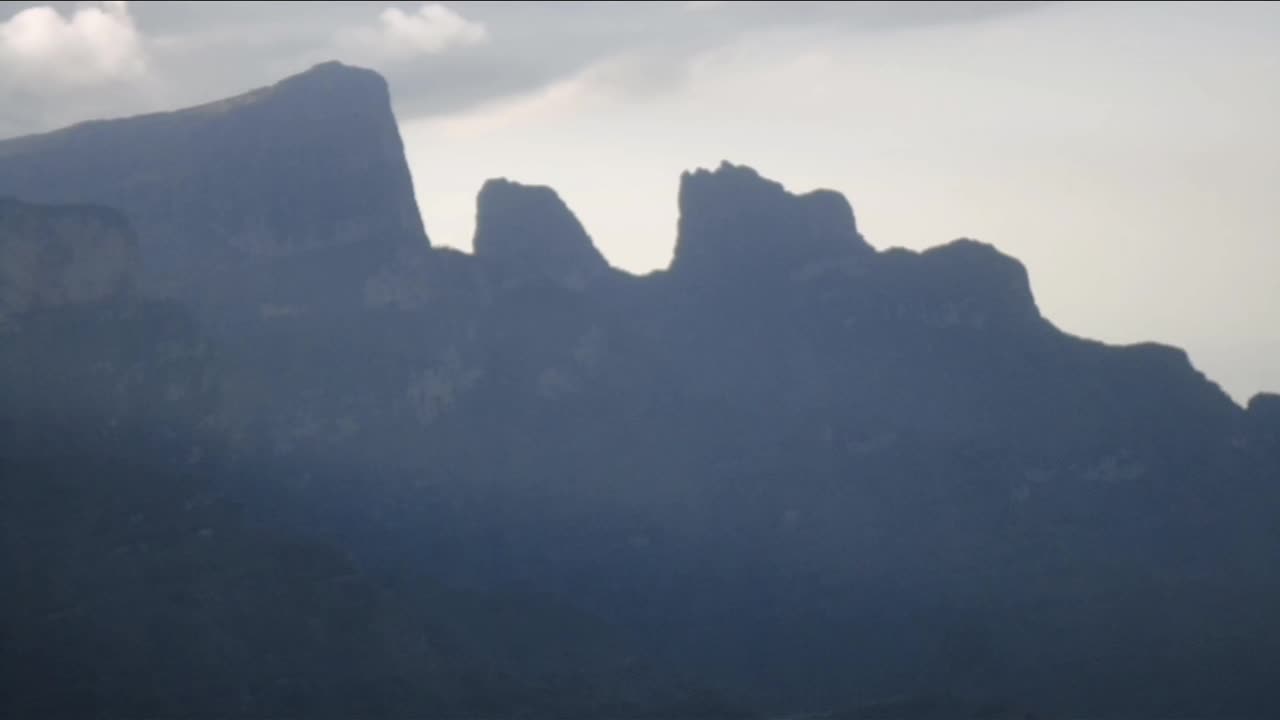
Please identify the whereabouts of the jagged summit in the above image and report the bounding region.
[670,161,872,281]
[663,162,1047,336]
[473,178,610,290]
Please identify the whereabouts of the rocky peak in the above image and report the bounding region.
[1248,392,1280,417]
[1246,392,1280,442]
[269,60,389,103]
[670,161,872,282]
[912,238,1041,324]
[473,179,610,290]
[0,61,428,320]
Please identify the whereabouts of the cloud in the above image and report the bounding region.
[338,3,487,64]
[418,74,591,140]
[0,1,146,90]
[408,44,707,141]
[684,1,728,10]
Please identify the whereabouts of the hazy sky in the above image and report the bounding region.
[1,1,1277,403]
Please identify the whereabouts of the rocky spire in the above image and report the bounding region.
[473,179,610,290]
[669,161,872,282]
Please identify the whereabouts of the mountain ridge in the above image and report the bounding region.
[0,60,1260,405]
[2,61,1278,719]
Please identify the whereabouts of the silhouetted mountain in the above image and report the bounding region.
[2,63,1279,720]
[474,178,613,290]
[671,161,872,285]
[0,61,428,327]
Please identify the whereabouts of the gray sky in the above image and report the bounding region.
[1,1,1277,403]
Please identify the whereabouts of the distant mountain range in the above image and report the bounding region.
[2,61,1278,720]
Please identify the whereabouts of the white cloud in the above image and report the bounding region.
[338,3,488,64]
[0,1,147,90]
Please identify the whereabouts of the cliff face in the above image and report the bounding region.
[0,62,429,322]
[473,179,612,290]
[670,161,872,286]
[0,199,139,320]
[0,199,219,464]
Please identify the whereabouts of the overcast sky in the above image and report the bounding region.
[1,1,1277,403]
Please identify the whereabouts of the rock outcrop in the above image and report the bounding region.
[473,179,610,290]
[0,62,428,322]
[670,161,872,284]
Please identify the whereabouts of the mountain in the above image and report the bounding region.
[671,160,872,284]
[2,62,1279,719]
[0,199,743,720]
[474,178,614,290]
[0,62,429,327]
